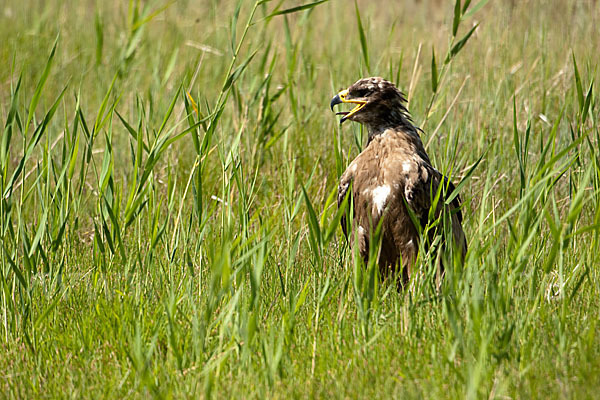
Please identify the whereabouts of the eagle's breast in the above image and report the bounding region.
[339,128,429,230]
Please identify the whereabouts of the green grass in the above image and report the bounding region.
[1,0,599,398]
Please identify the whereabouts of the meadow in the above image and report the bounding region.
[1,0,599,398]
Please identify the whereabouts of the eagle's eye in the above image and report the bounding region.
[352,88,370,98]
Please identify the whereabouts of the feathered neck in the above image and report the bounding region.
[365,108,420,145]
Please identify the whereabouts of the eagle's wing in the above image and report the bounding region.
[404,163,467,256]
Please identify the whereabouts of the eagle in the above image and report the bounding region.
[330,77,467,285]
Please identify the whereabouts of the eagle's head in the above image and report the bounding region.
[330,77,414,132]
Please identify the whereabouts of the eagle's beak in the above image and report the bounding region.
[330,89,367,124]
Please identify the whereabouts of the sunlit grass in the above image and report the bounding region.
[1,0,599,398]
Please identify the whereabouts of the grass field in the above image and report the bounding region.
[1,0,599,398]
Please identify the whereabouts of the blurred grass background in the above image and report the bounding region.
[1,0,599,398]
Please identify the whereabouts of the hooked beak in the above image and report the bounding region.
[330,89,367,124]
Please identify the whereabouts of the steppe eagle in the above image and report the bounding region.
[330,77,467,285]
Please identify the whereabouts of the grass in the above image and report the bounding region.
[1,0,599,398]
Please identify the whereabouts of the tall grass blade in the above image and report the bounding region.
[453,0,462,36]
[355,1,370,73]
[572,53,584,111]
[25,35,59,133]
[447,23,479,62]
[464,0,489,17]
[431,47,438,93]
[266,0,329,18]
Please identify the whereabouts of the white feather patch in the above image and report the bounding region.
[371,185,391,214]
